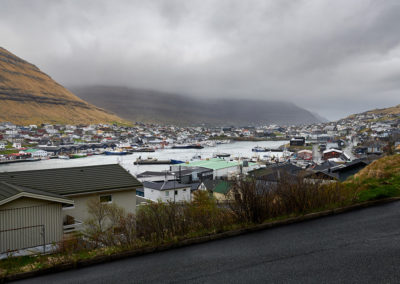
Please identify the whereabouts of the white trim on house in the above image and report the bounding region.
[0,192,74,207]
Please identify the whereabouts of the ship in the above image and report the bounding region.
[172,144,204,149]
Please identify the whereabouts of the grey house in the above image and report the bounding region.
[0,164,142,254]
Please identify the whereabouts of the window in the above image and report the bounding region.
[183,188,186,192]
[175,190,178,195]
[62,203,75,210]
[165,191,169,196]
[100,195,112,203]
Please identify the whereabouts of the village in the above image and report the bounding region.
[1,110,400,256]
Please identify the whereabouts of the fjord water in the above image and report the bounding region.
[0,141,288,174]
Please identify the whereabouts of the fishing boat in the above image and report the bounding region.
[172,144,204,149]
[215,153,230,158]
[104,149,129,155]
[130,148,155,152]
[134,157,172,165]
[252,146,267,152]
[69,153,87,159]
[58,155,70,160]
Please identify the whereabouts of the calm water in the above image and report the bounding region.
[0,141,288,175]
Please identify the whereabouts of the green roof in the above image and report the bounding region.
[24,149,39,153]
[181,158,252,171]
[213,180,232,194]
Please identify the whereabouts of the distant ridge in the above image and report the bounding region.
[345,104,400,120]
[0,47,125,125]
[71,85,324,126]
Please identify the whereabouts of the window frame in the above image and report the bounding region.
[99,194,113,204]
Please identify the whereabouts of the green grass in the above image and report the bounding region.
[0,149,19,155]
[357,176,400,202]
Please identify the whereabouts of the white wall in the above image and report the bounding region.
[62,189,137,223]
[144,186,191,202]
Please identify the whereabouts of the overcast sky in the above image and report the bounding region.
[1,0,400,120]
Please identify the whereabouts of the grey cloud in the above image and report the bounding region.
[1,0,399,120]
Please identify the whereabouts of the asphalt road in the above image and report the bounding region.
[18,202,400,283]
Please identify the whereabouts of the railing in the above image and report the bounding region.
[63,220,83,234]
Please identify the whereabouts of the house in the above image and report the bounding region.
[0,141,6,150]
[0,165,142,233]
[322,149,343,160]
[308,160,369,182]
[249,163,303,185]
[290,137,305,146]
[198,179,234,201]
[173,158,257,179]
[24,149,48,158]
[297,150,313,160]
[0,181,74,254]
[143,181,191,202]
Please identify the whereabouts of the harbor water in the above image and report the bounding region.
[0,141,288,175]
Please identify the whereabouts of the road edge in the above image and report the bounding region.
[2,196,400,283]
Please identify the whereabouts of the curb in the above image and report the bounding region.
[2,197,400,283]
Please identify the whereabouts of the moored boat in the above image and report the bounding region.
[69,153,87,159]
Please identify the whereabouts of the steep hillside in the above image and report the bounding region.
[71,86,323,126]
[0,47,125,125]
[349,155,400,201]
[346,104,400,120]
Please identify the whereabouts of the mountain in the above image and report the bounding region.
[71,86,323,126]
[345,104,400,121]
[0,47,124,125]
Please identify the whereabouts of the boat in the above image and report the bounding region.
[170,159,184,164]
[172,144,204,149]
[130,148,155,152]
[191,154,202,160]
[104,150,129,155]
[215,153,230,158]
[134,157,172,165]
[252,146,267,152]
[58,155,70,160]
[69,153,87,159]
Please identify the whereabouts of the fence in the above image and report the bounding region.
[0,204,63,254]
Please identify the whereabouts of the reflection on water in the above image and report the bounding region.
[0,141,288,175]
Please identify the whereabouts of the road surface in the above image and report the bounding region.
[18,202,400,283]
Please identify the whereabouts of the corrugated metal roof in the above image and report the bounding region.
[0,164,142,196]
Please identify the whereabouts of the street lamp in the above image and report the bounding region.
[171,172,176,203]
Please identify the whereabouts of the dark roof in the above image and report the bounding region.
[143,181,192,191]
[312,160,339,171]
[190,182,201,191]
[250,163,302,179]
[0,164,142,196]
[202,179,221,190]
[0,181,72,204]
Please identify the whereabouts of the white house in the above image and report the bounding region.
[12,142,22,149]
[24,149,49,158]
[0,141,6,150]
[143,181,191,202]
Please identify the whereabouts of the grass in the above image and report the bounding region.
[346,155,400,202]
[0,149,19,155]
